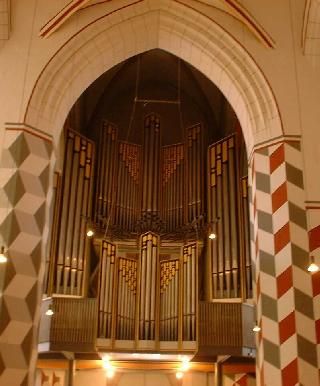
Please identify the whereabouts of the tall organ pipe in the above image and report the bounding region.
[55,129,94,296]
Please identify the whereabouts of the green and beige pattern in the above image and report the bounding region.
[251,140,318,385]
[0,127,52,386]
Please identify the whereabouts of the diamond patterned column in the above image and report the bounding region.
[251,141,318,386]
[0,126,53,386]
[307,211,320,381]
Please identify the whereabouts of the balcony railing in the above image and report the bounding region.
[198,301,255,357]
[39,297,98,352]
[39,298,255,356]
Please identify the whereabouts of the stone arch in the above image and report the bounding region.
[4,2,319,386]
[25,0,282,154]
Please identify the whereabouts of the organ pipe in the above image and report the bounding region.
[115,142,141,232]
[161,144,185,233]
[160,259,179,341]
[206,134,242,299]
[139,232,159,340]
[141,114,161,217]
[186,124,203,224]
[98,241,116,339]
[95,122,117,229]
[182,243,197,341]
[54,129,94,296]
[241,176,252,298]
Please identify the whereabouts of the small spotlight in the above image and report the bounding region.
[86,229,94,237]
[45,304,54,316]
[252,324,261,332]
[176,371,183,380]
[0,246,7,264]
[308,256,319,273]
[208,232,216,240]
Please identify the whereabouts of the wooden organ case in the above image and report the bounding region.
[44,114,252,355]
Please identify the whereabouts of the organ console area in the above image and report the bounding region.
[40,111,253,360]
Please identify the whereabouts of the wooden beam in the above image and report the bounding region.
[37,359,255,374]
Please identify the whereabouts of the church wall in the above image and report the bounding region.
[1,1,320,385]
[0,0,320,199]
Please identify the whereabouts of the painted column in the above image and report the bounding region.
[0,125,53,386]
[306,207,320,381]
[251,140,318,385]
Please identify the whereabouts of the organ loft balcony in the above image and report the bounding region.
[38,50,256,374]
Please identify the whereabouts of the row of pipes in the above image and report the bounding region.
[98,234,197,343]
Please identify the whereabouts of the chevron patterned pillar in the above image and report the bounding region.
[0,126,53,386]
[251,140,319,386]
[306,209,320,381]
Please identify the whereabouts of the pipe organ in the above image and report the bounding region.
[96,236,198,347]
[45,113,252,352]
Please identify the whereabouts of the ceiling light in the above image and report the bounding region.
[307,256,319,273]
[208,232,216,240]
[0,246,7,264]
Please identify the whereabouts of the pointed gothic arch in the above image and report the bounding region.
[1,1,318,386]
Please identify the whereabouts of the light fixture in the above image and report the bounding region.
[208,217,220,240]
[307,256,319,273]
[180,357,190,372]
[208,232,216,240]
[106,368,115,379]
[176,371,183,380]
[45,303,54,316]
[86,228,94,237]
[252,322,261,332]
[102,357,116,378]
[0,246,7,264]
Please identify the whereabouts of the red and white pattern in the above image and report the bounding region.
[250,140,319,385]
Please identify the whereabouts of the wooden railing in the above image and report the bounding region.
[39,298,254,355]
[50,297,98,352]
[198,301,254,356]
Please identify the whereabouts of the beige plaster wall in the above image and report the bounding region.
[0,0,319,198]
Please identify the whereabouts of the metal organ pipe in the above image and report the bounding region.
[206,134,246,300]
[182,243,197,341]
[98,241,115,339]
[139,232,158,340]
[54,130,94,296]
